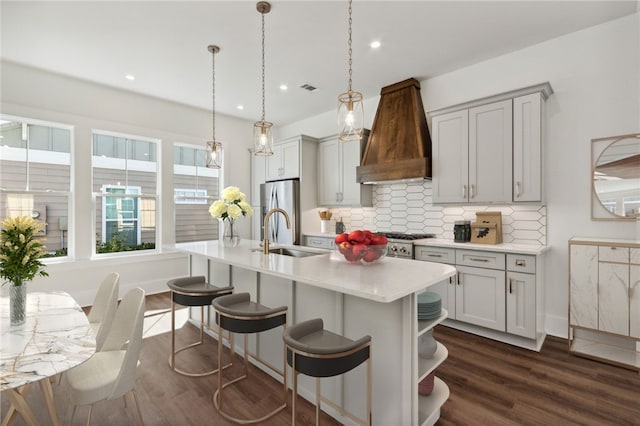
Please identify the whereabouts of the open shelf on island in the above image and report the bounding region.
[418,377,449,426]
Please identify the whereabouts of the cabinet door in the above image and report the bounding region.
[598,262,629,335]
[339,139,363,205]
[630,263,640,338]
[432,110,469,203]
[506,271,536,339]
[468,100,512,203]
[456,265,506,331]
[251,154,266,206]
[265,145,284,181]
[317,139,341,205]
[280,140,300,180]
[569,244,598,329]
[513,93,542,202]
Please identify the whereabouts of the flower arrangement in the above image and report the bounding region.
[209,186,254,222]
[0,216,49,287]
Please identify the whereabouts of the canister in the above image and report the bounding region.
[454,220,471,242]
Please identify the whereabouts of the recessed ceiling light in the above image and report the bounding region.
[237,105,244,110]
[370,41,381,49]
[280,84,288,91]
[125,74,135,81]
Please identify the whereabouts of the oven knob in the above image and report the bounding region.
[400,247,408,254]
[389,244,398,253]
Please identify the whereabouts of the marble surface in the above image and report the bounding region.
[413,238,549,255]
[1,291,96,391]
[172,240,457,303]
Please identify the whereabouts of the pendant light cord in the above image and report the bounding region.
[347,0,353,93]
[261,10,266,122]
[211,49,216,140]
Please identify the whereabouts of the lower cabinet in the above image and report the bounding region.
[416,245,543,348]
[569,238,640,370]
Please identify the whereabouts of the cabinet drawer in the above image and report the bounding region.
[598,246,629,263]
[507,254,535,274]
[456,250,505,270]
[304,236,334,249]
[414,247,456,264]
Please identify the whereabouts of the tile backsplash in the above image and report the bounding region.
[328,181,546,245]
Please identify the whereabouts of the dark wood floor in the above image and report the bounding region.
[2,292,639,425]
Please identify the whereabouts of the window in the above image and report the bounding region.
[0,117,72,257]
[173,144,218,243]
[93,131,157,254]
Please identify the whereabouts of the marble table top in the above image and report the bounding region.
[1,291,96,391]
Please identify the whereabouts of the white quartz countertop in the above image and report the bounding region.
[172,240,456,303]
[414,238,550,255]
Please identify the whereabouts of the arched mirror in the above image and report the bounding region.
[591,133,640,220]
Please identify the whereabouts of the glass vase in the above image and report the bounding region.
[10,281,27,326]
[222,219,240,247]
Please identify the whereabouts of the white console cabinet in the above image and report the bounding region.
[569,238,640,370]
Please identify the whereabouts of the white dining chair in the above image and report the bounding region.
[64,287,146,426]
[87,272,120,351]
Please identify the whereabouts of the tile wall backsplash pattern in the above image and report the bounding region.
[329,181,546,245]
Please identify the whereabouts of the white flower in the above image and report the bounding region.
[227,204,242,219]
[209,200,228,219]
[221,186,243,203]
[209,186,253,223]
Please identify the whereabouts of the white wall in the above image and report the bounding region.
[1,61,255,305]
[278,13,640,338]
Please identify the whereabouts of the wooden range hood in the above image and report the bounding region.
[356,78,432,183]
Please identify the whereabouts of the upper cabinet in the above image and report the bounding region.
[266,138,300,182]
[318,131,372,207]
[430,83,552,204]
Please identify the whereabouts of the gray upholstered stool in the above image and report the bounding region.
[284,318,372,426]
[167,276,233,377]
[212,292,288,424]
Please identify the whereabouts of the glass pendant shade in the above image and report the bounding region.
[253,120,273,156]
[338,90,364,142]
[206,140,222,168]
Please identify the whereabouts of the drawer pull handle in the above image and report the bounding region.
[515,259,526,267]
[509,278,513,294]
[610,247,616,250]
[469,257,489,262]
[427,254,443,258]
[457,272,461,285]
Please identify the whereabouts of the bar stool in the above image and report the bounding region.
[284,318,372,426]
[212,292,288,424]
[167,276,233,377]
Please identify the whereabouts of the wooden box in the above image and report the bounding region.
[471,211,503,244]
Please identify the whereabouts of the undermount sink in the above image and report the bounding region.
[268,247,324,258]
[251,246,324,258]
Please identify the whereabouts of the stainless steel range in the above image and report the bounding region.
[380,232,435,259]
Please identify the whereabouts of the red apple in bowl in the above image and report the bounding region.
[334,230,387,265]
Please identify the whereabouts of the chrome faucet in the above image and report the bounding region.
[263,208,291,254]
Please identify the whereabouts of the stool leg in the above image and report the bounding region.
[367,356,372,426]
[199,304,205,343]
[316,377,321,426]
[170,295,176,369]
[216,322,224,412]
[292,359,298,426]
[282,339,288,409]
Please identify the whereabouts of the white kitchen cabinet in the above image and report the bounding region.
[430,82,552,204]
[415,243,546,350]
[506,254,536,339]
[303,235,334,249]
[568,238,640,371]
[317,132,372,207]
[432,99,511,204]
[513,93,543,202]
[250,151,266,206]
[266,139,300,181]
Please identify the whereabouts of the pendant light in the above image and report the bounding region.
[254,1,274,156]
[337,0,364,142]
[206,45,222,169]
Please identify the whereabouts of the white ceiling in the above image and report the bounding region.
[1,1,637,126]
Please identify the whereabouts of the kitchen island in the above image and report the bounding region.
[172,239,456,426]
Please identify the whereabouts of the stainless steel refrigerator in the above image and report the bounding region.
[260,179,300,245]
